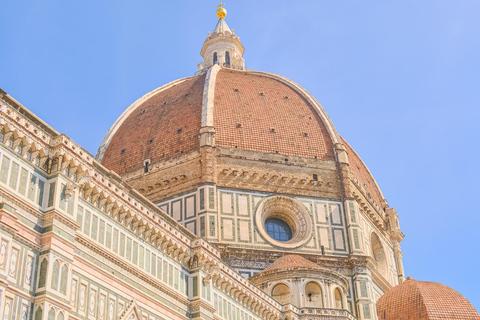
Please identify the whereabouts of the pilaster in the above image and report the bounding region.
[352,266,378,320]
[35,176,79,320]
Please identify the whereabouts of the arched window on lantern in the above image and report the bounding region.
[65,165,70,177]
[17,142,23,155]
[7,136,14,148]
[213,52,218,65]
[225,51,231,67]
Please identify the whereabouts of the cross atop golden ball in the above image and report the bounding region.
[216,3,227,19]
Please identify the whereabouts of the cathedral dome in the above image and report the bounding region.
[376,278,480,320]
[97,67,337,174]
[96,5,388,215]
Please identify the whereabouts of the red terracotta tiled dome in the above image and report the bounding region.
[376,277,480,320]
[97,68,336,175]
[99,75,206,175]
[96,66,386,210]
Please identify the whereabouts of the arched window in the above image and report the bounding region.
[305,282,323,307]
[0,130,4,142]
[334,288,344,309]
[60,264,68,294]
[225,51,231,67]
[57,312,65,320]
[51,260,60,290]
[213,52,218,65]
[8,137,14,148]
[265,218,292,242]
[17,142,23,155]
[271,283,291,305]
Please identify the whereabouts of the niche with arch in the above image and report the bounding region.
[51,260,60,290]
[271,283,291,305]
[34,307,43,320]
[334,288,344,309]
[305,282,323,307]
[48,308,55,320]
[371,233,387,277]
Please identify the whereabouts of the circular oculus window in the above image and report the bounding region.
[255,196,313,249]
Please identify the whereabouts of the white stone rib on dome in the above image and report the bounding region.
[199,66,341,145]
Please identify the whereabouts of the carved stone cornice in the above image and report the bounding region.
[75,236,190,306]
[189,299,216,315]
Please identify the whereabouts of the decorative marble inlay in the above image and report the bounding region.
[8,248,18,277]
[108,299,114,320]
[0,239,8,269]
[99,294,106,319]
[25,255,34,285]
[79,284,86,312]
[3,297,12,319]
[70,279,78,306]
[89,290,96,316]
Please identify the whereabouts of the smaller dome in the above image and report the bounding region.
[377,277,480,320]
[260,255,322,274]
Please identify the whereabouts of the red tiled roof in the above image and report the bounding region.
[260,255,322,274]
[101,75,205,174]
[101,67,341,176]
[214,69,335,160]
[376,278,480,320]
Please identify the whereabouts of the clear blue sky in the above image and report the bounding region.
[2,0,479,309]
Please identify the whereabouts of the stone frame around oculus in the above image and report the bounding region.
[254,196,313,249]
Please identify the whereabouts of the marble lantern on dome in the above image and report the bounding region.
[197,4,245,73]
